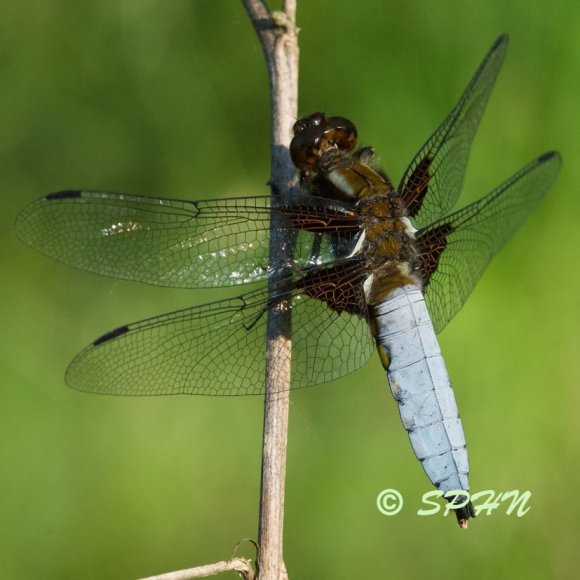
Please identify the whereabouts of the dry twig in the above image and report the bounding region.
[137,557,255,580]
[242,2,299,579]
[140,2,299,578]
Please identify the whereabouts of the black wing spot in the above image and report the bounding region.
[93,325,130,346]
[297,262,367,316]
[492,33,509,51]
[538,151,557,163]
[46,190,82,201]
[401,156,432,217]
[416,223,455,286]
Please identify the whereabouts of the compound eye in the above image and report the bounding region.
[292,112,326,136]
[289,113,358,168]
[324,116,358,152]
[290,129,320,169]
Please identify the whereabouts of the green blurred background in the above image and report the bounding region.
[1,1,579,578]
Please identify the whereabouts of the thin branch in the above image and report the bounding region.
[140,3,299,578]
[137,557,255,580]
[242,2,299,579]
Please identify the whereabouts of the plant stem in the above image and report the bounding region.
[242,1,298,578]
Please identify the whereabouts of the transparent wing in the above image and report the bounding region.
[65,264,375,396]
[399,34,508,229]
[15,190,361,288]
[419,151,561,333]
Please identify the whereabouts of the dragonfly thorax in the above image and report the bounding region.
[291,113,423,297]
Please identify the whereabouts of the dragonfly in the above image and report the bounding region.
[16,34,560,527]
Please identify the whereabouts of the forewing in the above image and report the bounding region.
[65,268,375,396]
[399,35,508,228]
[418,151,561,333]
[15,190,361,288]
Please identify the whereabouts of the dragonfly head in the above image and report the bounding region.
[290,112,358,170]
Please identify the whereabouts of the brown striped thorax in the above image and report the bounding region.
[290,112,422,306]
